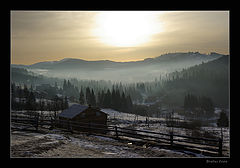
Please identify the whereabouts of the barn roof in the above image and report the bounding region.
[58,104,88,119]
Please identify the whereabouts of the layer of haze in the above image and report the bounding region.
[11,11,229,65]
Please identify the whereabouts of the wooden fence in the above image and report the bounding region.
[11,114,225,157]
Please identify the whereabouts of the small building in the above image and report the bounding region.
[57,104,108,133]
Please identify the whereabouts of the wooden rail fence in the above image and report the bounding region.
[11,114,225,157]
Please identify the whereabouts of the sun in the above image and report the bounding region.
[93,11,163,47]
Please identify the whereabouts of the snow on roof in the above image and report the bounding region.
[58,104,88,119]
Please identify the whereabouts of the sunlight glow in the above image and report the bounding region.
[93,12,163,47]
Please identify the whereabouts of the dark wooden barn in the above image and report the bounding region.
[57,104,108,133]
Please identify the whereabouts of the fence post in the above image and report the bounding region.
[170,131,173,146]
[35,113,39,131]
[115,126,118,139]
[50,117,54,130]
[67,120,70,131]
[218,138,223,157]
[88,122,92,134]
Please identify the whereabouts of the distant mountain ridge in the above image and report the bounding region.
[11,52,227,82]
[12,52,225,70]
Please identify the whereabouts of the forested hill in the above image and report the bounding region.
[160,55,229,108]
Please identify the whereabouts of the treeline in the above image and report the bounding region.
[11,83,68,112]
[11,67,145,103]
[79,86,133,113]
[11,66,163,106]
[184,93,214,117]
[63,79,79,99]
[11,80,134,114]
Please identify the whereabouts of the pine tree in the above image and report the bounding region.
[39,96,45,112]
[64,96,69,109]
[100,90,105,107]
[120,92,127,112]
[217,110,229,127]
[79,88,85,105]
[23,84,29,100]
[67,80,71,89]
[97,91,102,107]
[90,89,96,107]
[126,95,133,112]
[111,87,116,108]
[115,89,121,110]
[63,79,67,91]
[26,91,36,110]
[85,87,91,105]
[103,89,111,108]
[11,83,16,109]
[17,86,24,110]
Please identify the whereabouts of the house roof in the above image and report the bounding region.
[58,104,88,119]
[57,104,108,119]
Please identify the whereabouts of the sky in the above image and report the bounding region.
[11,11,229,65]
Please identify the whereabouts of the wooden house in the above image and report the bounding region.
[57,104,108,133]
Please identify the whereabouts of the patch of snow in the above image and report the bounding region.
[151,147,187,156]
[45,133,68,140]
[102,152,117,155]
[90,135,117,142]
[41,141,60,145]
[181,150,206,157]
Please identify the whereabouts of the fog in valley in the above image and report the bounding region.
[14,52,223,83]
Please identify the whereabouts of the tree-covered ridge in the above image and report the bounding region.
[158,55,229,108]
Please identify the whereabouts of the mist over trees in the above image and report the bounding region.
[11,54,229,118]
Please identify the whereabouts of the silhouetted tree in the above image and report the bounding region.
[120,92,127,112]
[64,96,69,109]
[79,87,85,105]
[102,89,111,108]
[126,95,133,112]
[217,110,229,127]
[11,83,16,109]
[90,89,96,107]
[85,87,91,105]
[26,91,36,110]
